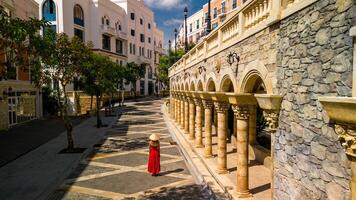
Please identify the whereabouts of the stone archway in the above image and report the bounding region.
[206,78,216,92]
[190,81,195,91]
[197,80,203,91]
[241,70,267,94]
[220,76,235,93]
[185,82,190,91]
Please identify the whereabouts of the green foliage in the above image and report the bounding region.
[0,7,48,80]
[157,48,185,87]
[122,62,145,91]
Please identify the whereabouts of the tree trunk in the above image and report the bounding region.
[121,89,125,106]
[90,94,93,111]
[96,91,101,128]
[61,84,74,150]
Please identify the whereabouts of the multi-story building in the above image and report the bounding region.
[112,0,164,96]
[36,0,128,86]
[153,23,165,92]
[0,0,42,129]
[174,0,242,49]
[202,0,241,31]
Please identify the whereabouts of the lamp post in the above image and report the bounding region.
[174,28,178,53]
[94,79,102,128]
[206,0,212,35]
[168,40,172,55]
[184,7,188,53]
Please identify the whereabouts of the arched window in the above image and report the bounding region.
[115,21,121,31]
[101,16,109,26]
[73,4,84,26]
[42,0,56,21]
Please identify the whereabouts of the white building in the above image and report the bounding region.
[35,0,164,96]
[111,0,164,96]
[36,0,128,71]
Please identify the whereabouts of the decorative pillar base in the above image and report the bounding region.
[236,191,252,198]
[217,169,228,174]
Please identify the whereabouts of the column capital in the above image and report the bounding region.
[202,100,214,109]
[263,109,280,131]
[232,105,250,120]
[335,124,356,158]
[193,98,203,106]
[187,96,195,104]
[214,101,230,113]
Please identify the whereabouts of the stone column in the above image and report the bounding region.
[334,124,356,200]
[263,109,280,199]
[180,97,185,128]
[232,105,251,198]
[174,97,178,121]
[214,101,229,174]
[194,98,203,147]
[249,105,257,145]
[184,98,189,134]
[188,97,196,140]
[203,100,214,158]
[171,96,175,120]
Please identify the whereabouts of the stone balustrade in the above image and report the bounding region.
[168,0,319,77]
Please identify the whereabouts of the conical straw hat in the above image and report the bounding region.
[149,133,160,141]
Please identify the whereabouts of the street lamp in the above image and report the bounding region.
[184,7,188,53]
[174,28,178,53]
[206,0,212,35]
[168,40,172,55]
[94,79,102,128]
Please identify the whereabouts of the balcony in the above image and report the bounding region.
[100,25,127,40]
[100,25,116,36]
[138,56,151,65]
[217,8,226,18]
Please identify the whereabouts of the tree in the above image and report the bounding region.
[32,32,91,152]
[123,62,145,98]
[0,8,47,80]
[82,53,123,127]
[157,48,185,88]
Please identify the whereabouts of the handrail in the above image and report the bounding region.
[169,0,318,77]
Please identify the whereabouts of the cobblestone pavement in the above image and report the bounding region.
[49,99,210,200]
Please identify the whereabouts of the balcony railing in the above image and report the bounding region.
[169,0,319,77]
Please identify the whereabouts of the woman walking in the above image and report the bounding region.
[148,133,160,176]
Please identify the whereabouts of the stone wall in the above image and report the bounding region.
[275,0,355,199]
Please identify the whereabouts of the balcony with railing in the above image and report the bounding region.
[169,0,319,77]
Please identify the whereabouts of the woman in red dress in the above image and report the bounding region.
[148,133,160,176]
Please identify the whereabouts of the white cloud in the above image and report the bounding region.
[144,0,187,10]
[163,18,183,26]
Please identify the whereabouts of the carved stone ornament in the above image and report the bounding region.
[184,72,190,79]
[335,124,356,157]
[198,66,206,74]
[232,105,250,120]
[215,58,221,74]
[202,100,214,109]
[263,110,279,130]
[214,102,230,113]
[193,98,203,106]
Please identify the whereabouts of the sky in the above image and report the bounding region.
[144,0,207,49]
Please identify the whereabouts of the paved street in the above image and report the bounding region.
[0,116,88,167]
[49,99,210,200]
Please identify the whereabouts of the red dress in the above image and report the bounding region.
[148,142,160,175]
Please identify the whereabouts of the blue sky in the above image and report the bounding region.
[144,0,207,49]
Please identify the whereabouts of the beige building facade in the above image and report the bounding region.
[169,0,356,199]
[113,0,164,96]
[0,0,42,130]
